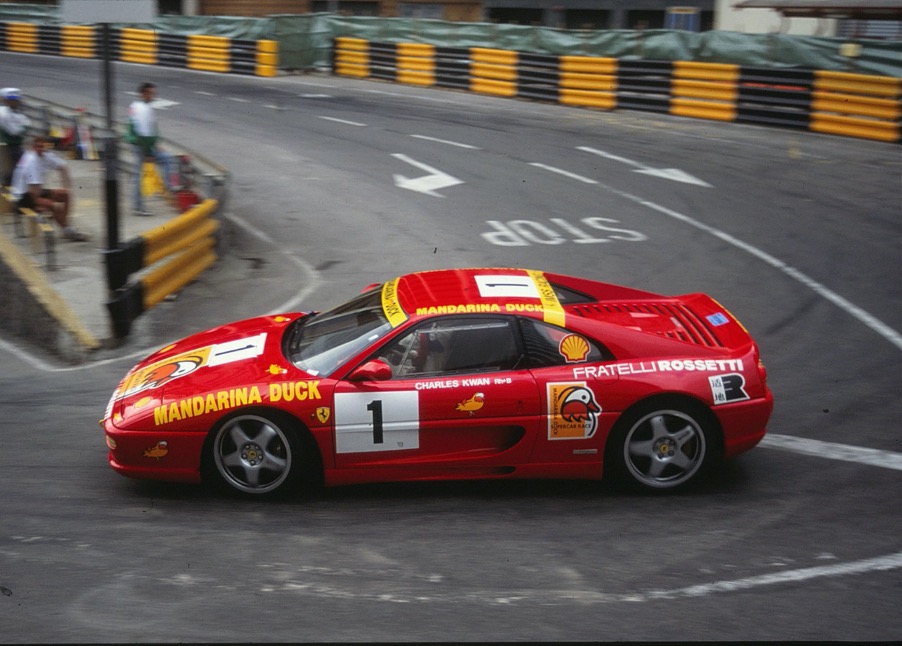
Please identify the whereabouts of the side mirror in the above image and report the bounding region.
[348,359,392,382]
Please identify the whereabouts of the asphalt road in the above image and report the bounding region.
[1,52,900,641]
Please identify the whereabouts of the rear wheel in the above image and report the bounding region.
[209,411,303,497]
[609,402,717,491]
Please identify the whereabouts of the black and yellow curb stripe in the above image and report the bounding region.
[0,22,278,77]
[334,38,902,144]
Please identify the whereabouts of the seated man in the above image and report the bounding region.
[11,133,88,241]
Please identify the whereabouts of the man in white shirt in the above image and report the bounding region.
[0,88,31,186]
[126,81,175,216]
[11,134,88,241]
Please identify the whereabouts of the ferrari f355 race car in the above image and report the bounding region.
[102,268,773,496]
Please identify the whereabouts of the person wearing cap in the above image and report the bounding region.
[11,133,88,241]
[0,88,31,186]
[126,81,175,216]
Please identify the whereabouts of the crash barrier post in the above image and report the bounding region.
[0,22,278,78]
[470,48,518,98]
[61,24,95,58]
[558,56,618,109]
[105,198,220,339]
[397,42,435,87]
[810,71,902,143]
[334,36,369,78]
[5,21,37,54]
[671,61,739,122]
[331,38,901,144]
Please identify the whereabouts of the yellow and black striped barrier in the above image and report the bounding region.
[332,38,901,144]
[105,198,220,339]
[810,71,902,143]
[0,21,278,78]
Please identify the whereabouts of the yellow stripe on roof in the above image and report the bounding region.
[527,270,566,327]
[381,277,408,327]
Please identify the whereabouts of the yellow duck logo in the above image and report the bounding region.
[456,392,485,416]
[143,441,169,459]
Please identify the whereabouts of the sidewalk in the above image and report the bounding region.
[0,156,184,361]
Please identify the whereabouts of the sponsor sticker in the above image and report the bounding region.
[709,373,750,404]
[706,312,730,327]
[547,382,601,440]
[116,334,267,399]
[475,274,539,299]
[559,334,590,363]
[381,277,408,328]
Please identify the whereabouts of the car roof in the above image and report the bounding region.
[381,267,659,329]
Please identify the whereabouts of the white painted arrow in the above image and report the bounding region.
[578,146,712,187]
[392,153,463,197]
[150,98,179,110]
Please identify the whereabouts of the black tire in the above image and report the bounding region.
[607,399,719,492]
[206,410,308,497]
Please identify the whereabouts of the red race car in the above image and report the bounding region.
[102,268,773,496]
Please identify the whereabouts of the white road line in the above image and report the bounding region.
[529,162,902,351]
[318,115,367,127]
[529,162,598,184]
[641,551,902,600]
[410,134,480,149]
[248,551,902,605]
[760,434,902,471]
[225,212,321,314]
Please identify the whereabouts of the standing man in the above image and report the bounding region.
[12,133,88,241]
[0,88,31,186]
[126,82,175,216]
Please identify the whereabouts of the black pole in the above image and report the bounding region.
[101,23,120,271]
[103,22,113,131]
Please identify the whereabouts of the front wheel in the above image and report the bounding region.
[209,412,303,497]
[609,403,717,491]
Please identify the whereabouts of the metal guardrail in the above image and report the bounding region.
[334,37,902,144]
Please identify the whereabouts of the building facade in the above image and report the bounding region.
[179,1,718,30]
[10,1,898,36]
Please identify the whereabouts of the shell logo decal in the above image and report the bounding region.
[456,392,485,416]
[559,334,590,363]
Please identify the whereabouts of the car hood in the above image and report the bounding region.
[106,313,312,429]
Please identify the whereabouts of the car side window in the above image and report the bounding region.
[376,317,522,378]
[519,318,610,367]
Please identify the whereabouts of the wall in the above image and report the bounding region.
[715,0,837,36]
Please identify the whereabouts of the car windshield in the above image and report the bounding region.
[285,288,391,376]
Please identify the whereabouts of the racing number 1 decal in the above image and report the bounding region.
[366,400,384,444]
[334,391,420,453]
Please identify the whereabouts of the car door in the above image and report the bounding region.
[517,318,619,465]
[332,316,541,474]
